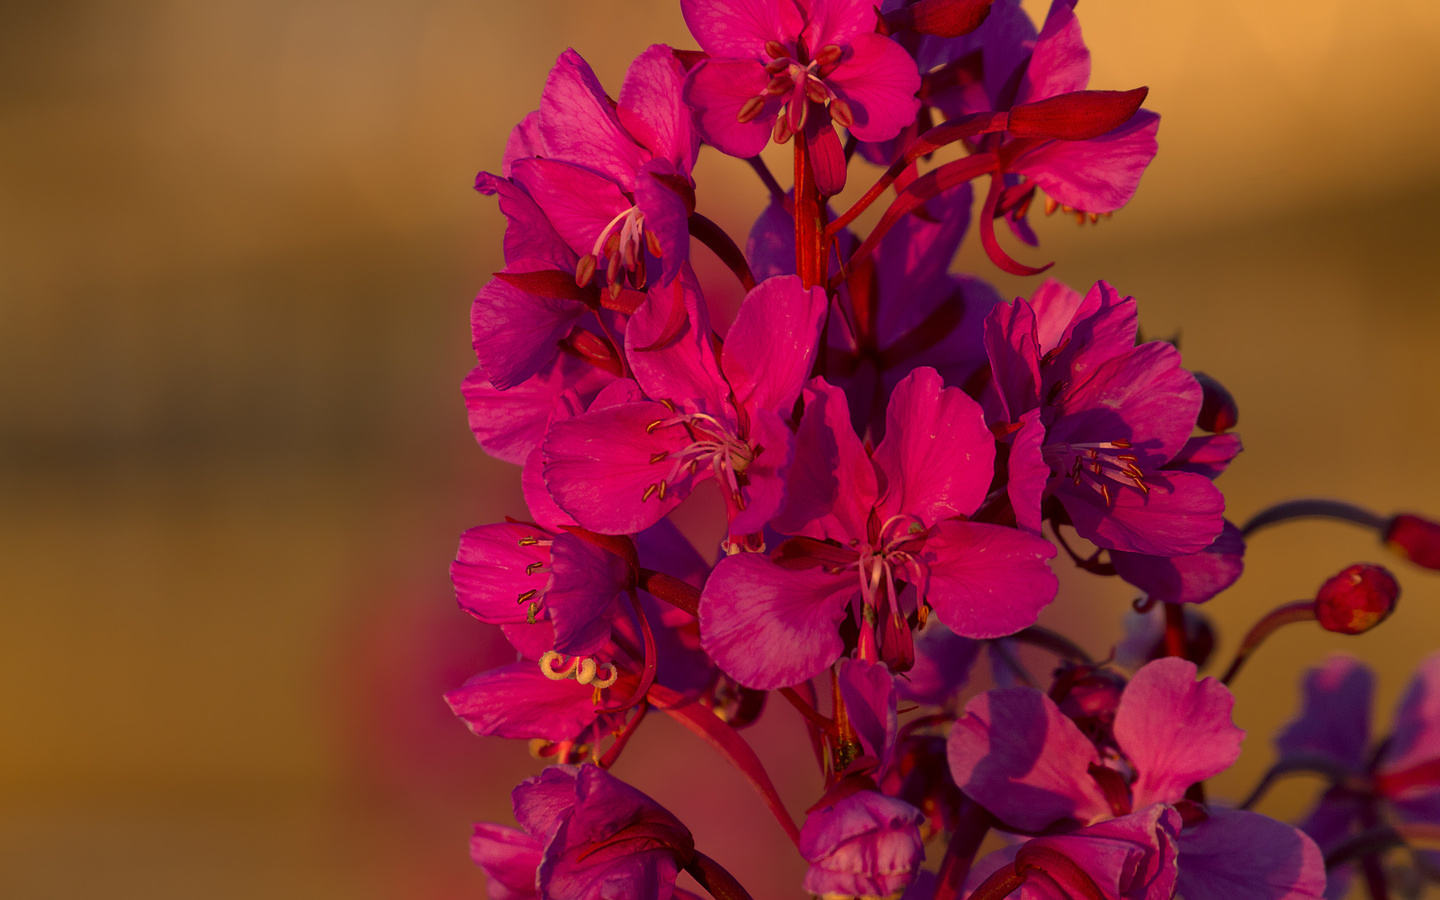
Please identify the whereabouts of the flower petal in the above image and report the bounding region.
[874,367,995,524]
[826,32,922,143]
[722,275,828,417]
[1275,655,1373,775]
[683,58,778,158]
[700,552,854,689]
[680,0,802,58]
[1110,520,1246,605]
[1013,110,1160,213]
[1113,658,1244,808]
[446,663,603,742]
[538,49,646,189]
[921,520,1058,638]
[1176,809,1326,900]
[619,44,699,172]
[1057,468,1225,557]
[774,377,878,541]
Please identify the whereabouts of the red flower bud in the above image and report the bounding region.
[1384,513,1440,570]
[1193,371,1239,433]
[1007,88,1149,141]
[1314,564,1399,635]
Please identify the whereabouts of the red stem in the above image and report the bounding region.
[1163,601,1187,658]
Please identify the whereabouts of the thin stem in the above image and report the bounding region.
[1239,754,1360,811]
[779,686,836,737]
[1241,499,1386,538]
[746,154,785,202]
[689,212,757,291]
[933,799,993,900]
[991,638,1038,689]
[637,568,699,617]
[1220,600,1316,686]
[1164,602,1187,658]
[795,133,824,290]
[1013,625,1094,665]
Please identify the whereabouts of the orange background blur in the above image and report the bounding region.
[2,1,1439,897]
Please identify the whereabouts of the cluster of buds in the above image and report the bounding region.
[444,2,1440,898]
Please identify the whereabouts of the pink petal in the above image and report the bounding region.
[545,533,629,656]
[1176,809,1327,900]
[1167,433,1244,480]
[472,260,588,391]
[1051,340,1201,467]
[947,686,1110,832]
[683,58,778,158]
[1113,658,1244,808]
[510,158,631,260]
[452,522,553,625]
[722,275,828,417]
[501,111,546,176]
[461,358,613,465]
[445,662,603,741]
[1013,110,1160,213]
[983,298,1042,424]
[1006,410,1049,535]
[804,0,882,49]
[1058,469,1225,557]
[773,378,878,542]
[837,658,899,771]
[634,159,693,287]
[699,552,854,689]
[826,33,922,143]
[1376,652,1440,796]
[1016,0,1089,104]
[921,520,1058,638]
[542,401,697,535]
[522,445,577,532]
[1041,280,1140,387]
[624,268,728,414]
[475,172,576,269]
[1275,655,1374,774]
[538,49,646,189]
[1110,520,1246,605]
[470,824,542,900]
[680,0,802,58]
[619,45,699,171]
[874,367,994,524]
[729,406,795,536]
[1027,278,1086,354]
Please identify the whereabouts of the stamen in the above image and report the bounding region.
[766,74,792,95]
[525,561,547,576]
[772,114,794,144]
[644,229,663,258]
[829,97,854,129]
[649,451,668,464]
[764,40,787,59]
[516,589,538,605]
[575,254,597,287]
[813,45,842,68]
[641,483,659,501]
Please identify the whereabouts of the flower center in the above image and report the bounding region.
[576,205,661,296]
[1042,438,1147,506]
[734,44,853,142]
[642,412,756,509]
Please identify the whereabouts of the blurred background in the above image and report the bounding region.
[2,0,1439,897]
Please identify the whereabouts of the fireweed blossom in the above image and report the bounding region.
[682,0,921,193]
[446,3,1440,898]
[700,367,1059,690]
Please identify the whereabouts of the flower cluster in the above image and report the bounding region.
[446,2,1440,898]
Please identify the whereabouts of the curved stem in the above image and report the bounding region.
[1239,754,1361,810]
[637,568,699,617]
[685,850,756,900]
[1241,499,1386,538]
[746,154,785,203]
[1012,625,1093,664]
[689,212,757,291]
[933,799,993,900]
[1220,600,1316,686]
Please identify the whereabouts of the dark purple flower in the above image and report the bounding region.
[800,788,925,897]
[700,367,1058,689]
[988,280,1225,556]
[682,0,921,193]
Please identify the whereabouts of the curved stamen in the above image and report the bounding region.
[1043,438,1147,505]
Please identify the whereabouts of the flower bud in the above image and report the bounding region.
[1193,371,1239,433]
[1384,513,1440,570]
[1314,564,1399,635]
[884,0,995,38]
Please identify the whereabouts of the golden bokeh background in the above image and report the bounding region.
[2,1,1439,897]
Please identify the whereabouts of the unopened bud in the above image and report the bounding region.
[1315,564,1399,635]
[1385,514,1440,570]
[1008,87,1149,141]
[885,0,995,38]
[1194,371,1239,433]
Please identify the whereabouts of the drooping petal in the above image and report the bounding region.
[947,687,1111,831]
[1112,658,1244,809]
[800,790,925,899]
[1057,468,1225,557]
[1176,809,1327,900]
[537,49,646,189]
[1110,520,1246,605]
[619,44,699,172]
[1012,110,1160,214]
[445,663,605,742]
[470,823,542,900]
[461,358,614,465]
[542,400,696,535]
[700,552,855,690]
[874,367,995,523]
[774,378,879,541]
[683,58,779,158]
[513,766,581,843]
[722,274,828,417]
[922,520,1059,638]
[1166,433,1244,480]
[826,32,923,143]
[452,522,553,625]
[680,0,803,58]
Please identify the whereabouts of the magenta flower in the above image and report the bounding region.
[682,0,920,193]
[948,658,1326,900]
[700,367,1058,689]
[488,765,696,900]
[988,280,1225,556]
[542,273,826,537]
[1275,654,1440,898]
[799,788,926,897]
[470,824,542,900]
